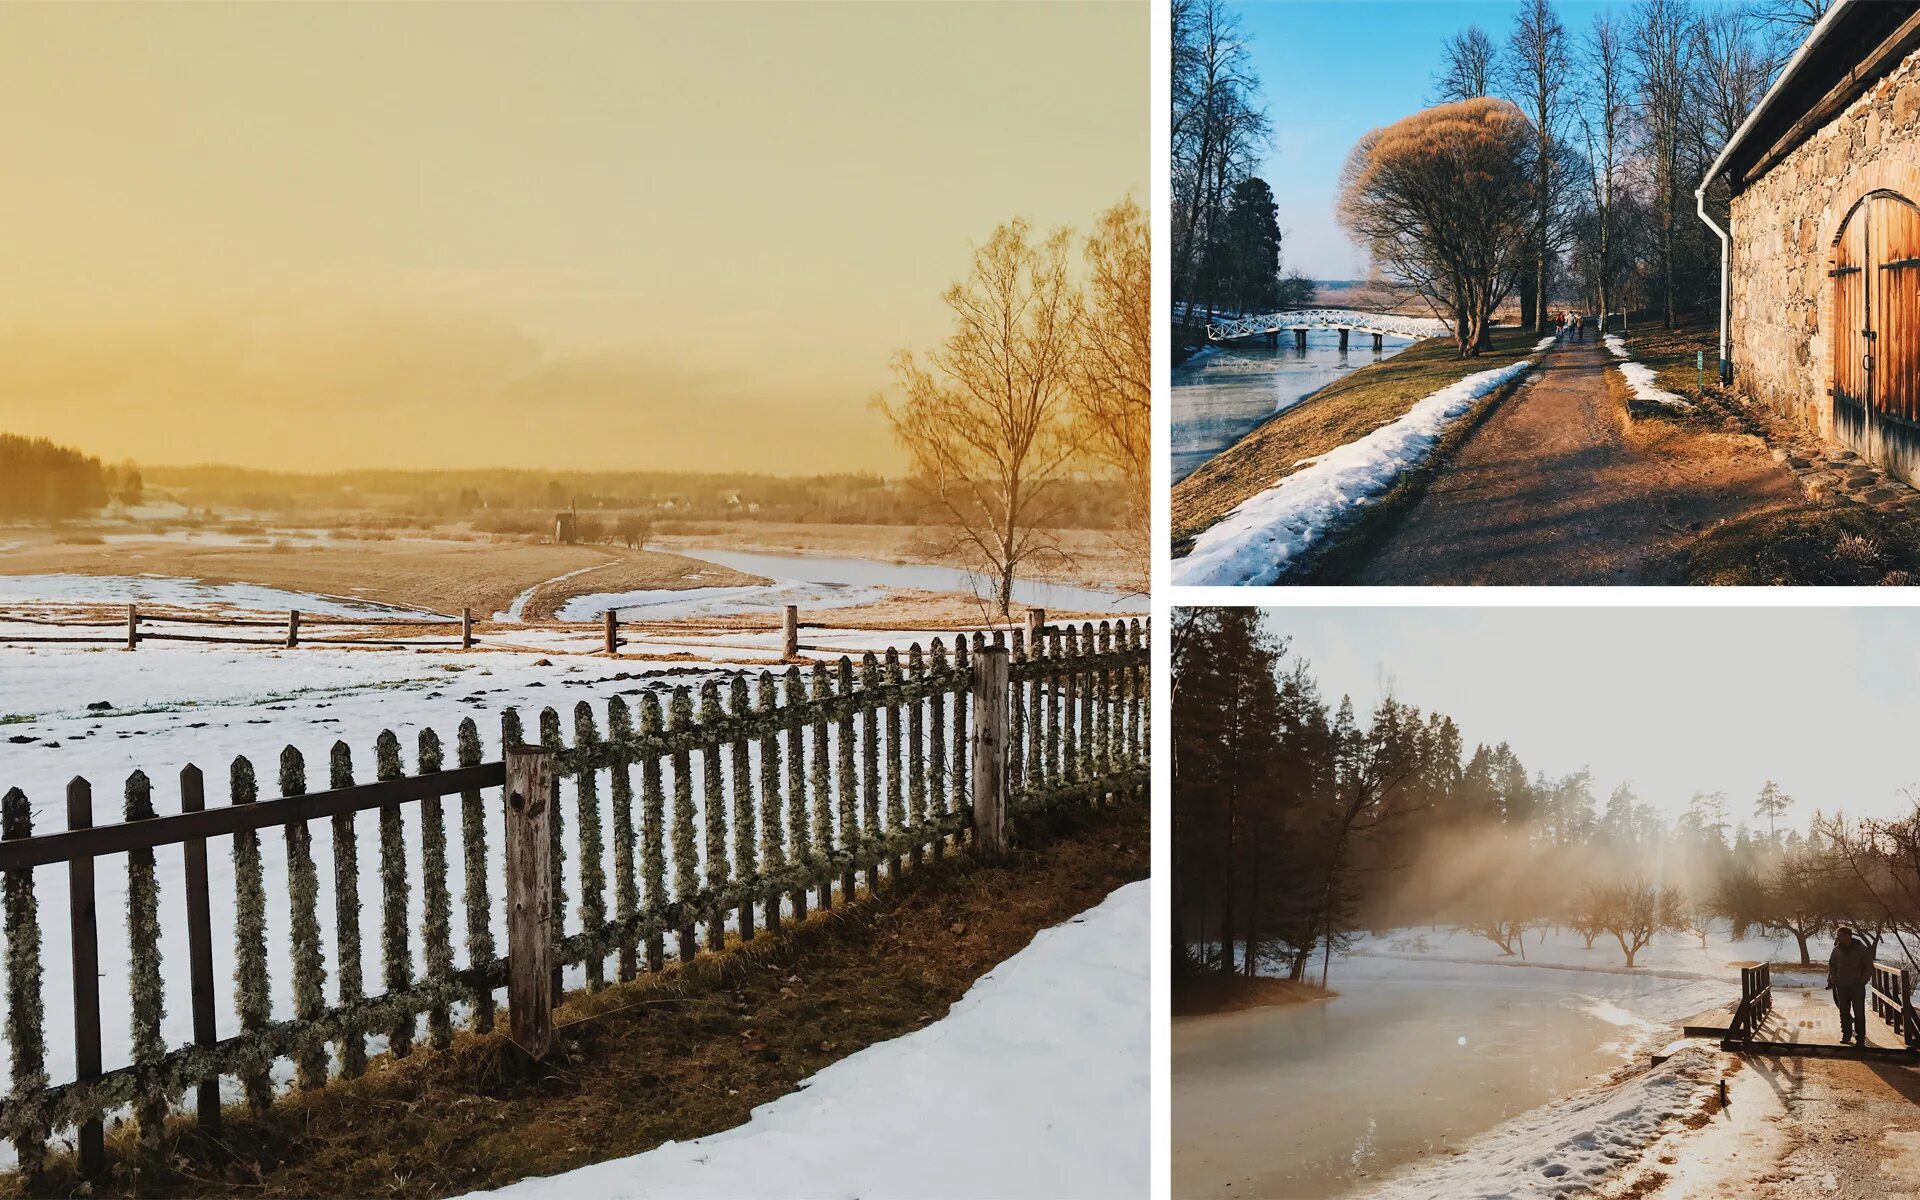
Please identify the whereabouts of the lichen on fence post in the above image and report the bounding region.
[329,741,366,1078]
[1008,632,1027,810]
[668,688,698,961]
[639,694,667,972]
[461,717,495,1032]
[927,641,948,862]
[538,708,567,998]
[124,771,168,1149]
[906,645,925,866]
[573,702,607,990]
[280,747,329,1088]
[883,648,905,879]
[2,787,47,1174]
[607,697,639,982]
[1046,628,1064,787]
[756,673,784,934]
[808,662,833,909]
[375,731,415,1055]
[858,653,881,893]
[1022,629,1043,800]
[230,756,272,1113]
[417,729,454,1049]
[700,680,730,951]
[784,666,810,922]
[951,637,970,851]
[836,657,859,901]
[730,675,757,941]
[1080,623,1097,795]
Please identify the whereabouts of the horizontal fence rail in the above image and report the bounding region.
[0,619,1148,1176]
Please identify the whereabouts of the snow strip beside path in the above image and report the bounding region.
[1364,1044,1718,1200]
[1173,348,1547,586]
[1604,334,1692,410]
[463,880,1149,1200]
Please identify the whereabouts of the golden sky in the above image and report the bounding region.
[0,2,1145,474]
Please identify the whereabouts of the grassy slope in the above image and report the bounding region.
[1171,326,1540,551]
[1617,312,1720,401]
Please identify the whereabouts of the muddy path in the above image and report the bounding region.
[1332,338,1803,585]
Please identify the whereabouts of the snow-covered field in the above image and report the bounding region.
[1173,343,1552,586]
[0,573,436,618]
[1604,334,1692,410]
[467,880,1148,1200]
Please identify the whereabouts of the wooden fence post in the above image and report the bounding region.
[504,744,555,1064]
[461,607,474,650]
[604,610,618,656]
[1025,607,1046,646]
[178,765,220,1132]
[125,603,137,651]
[64,778,103,1175]
[970,644,1010,860]
[286,609,300,650]
[782,605,799,659]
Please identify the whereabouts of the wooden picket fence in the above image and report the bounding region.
[0,619,1148,1175]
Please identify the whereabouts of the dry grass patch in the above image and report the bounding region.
[1,805,1146,1200]
[1172,975,1333,1017]
[1171,326,1542,552]
[1618,312,1718,400]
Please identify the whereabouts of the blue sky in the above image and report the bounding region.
[1270,607,1920,828]
[1238,0,1709,279]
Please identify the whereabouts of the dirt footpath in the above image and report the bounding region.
[1338,338,1802,585]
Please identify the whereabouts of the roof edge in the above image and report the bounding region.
[1700,0,1858,193]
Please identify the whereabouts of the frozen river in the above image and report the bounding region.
[669,546,1145,614]
[1171,331,1415,483]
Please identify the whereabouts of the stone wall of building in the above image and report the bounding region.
[1730,49,1920,444]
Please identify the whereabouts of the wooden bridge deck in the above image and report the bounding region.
[1686,983,1920,1063]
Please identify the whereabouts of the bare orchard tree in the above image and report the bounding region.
[1591,876,1686,968]
[877,219,1082,619]
[1433,25,1499,103]
[1337,99,1537,357]
[1073,196,1151,581]
[1820,806,1920,970]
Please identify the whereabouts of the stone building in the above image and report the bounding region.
[1706,0,1920,483]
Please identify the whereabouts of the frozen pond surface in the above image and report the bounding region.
[1172,331,1414,483]
[667,547,1144,614]
[1173,959,1669,1199]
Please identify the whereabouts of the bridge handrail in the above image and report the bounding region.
[1870,959,1920,1048]
[1730,962,1772,1042]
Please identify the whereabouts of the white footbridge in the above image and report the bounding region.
[1207,309,1451,344]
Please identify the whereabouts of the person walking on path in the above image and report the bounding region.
[1828,925,1875,1046]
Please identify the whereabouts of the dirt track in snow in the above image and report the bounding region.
[1335,337,1802,585]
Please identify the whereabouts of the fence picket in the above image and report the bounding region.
[906,645,925,869]
[231,757,272,1114]
[179,764,220,1130]
[951,638,970,852]
[701,681,729,951]
[329,742,367,1078]
[928,641,948,862]
[784,666,810,923]
[757,673,784,934]
[607,697,639,982]
[639,694,667,973]
[809,663,833,909]
[669,688,698,962]
[125,771,167,1148]
[731,676,757,941]
[418,729,455,1049]
[460,718,495,1032]
[64,776,103,1170]
[859,653,881,893]
[884,648,905,881]
[4,787,48,1174]
[574,703,607,991]
[538,708,566,998]
[281,747,329,1088]
[836,657,859,902]
[376,732,415,1056]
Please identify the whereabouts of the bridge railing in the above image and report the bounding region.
[1871,960,1920,1048]
[1728,962,1773,1042]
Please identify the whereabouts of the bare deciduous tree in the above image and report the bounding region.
[1433,25,1499,103]
[1337,99,1537,357]
[1503,0,1572,334]
[877,219,1082,619]
[1590,875,1686,967]
[1074,196,1150,580]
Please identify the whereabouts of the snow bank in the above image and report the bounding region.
[1604,335,1692,411]
[464,881,1148,1200]
[1364,1044,1717,1200]
[1172,356,1539,585]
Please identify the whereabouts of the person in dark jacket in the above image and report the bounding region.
[1828,925,1875,1045]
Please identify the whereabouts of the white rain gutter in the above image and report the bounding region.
[1695,0,1857,385]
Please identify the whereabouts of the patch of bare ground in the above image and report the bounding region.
[0,537,758,619]
[0,803,1146,1200]
[1171,326,1544,554]
[648,522,1143,595]
[1172,974,1333,1017]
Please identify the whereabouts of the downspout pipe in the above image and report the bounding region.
[1696,184,1732,385]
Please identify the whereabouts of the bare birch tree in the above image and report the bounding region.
[877,219,1082,618]
[1073,196,1150,581]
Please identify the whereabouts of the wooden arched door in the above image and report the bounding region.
[1832,190,1920,478]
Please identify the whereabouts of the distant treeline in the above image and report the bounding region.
[140,466,1130,529]
[0,434,140,519]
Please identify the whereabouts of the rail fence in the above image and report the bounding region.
[0,619,1148,1176]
